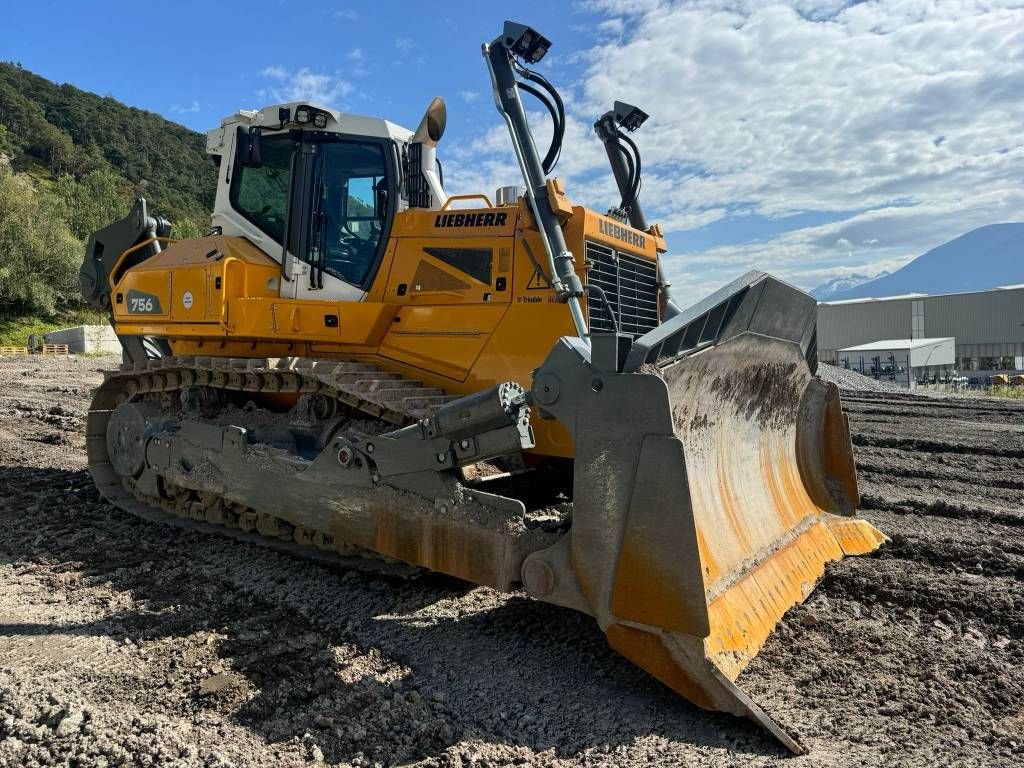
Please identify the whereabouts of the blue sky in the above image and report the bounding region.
[4,1,1023,306]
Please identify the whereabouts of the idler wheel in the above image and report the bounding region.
[106,402,162,478]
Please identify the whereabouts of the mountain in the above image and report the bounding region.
[821,223,1024,302]
[0,63,216,316]
[0,61,215,224]
[811,271,889,300]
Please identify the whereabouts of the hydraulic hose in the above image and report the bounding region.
[514,63,565,174]
[585,284,620,334]
[516,82,562,174]
[618,130,642,207]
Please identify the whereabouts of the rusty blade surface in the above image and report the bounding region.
[658,334,884,674]
[609,335,884,750]
[525,325,885,753]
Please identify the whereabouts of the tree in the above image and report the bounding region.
[0,160,82,315]
[56,167,130,240]
[0,62,216,223]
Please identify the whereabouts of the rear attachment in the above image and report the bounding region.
[522,271,885,753]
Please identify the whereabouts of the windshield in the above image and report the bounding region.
[311,141,388,287]
[230,133,391,289]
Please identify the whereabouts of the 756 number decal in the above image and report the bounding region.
[125,290,162,315]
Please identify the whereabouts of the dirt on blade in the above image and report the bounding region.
[0,354,1022,767]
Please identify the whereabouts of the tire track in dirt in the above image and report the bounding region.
[859,508,1024,577]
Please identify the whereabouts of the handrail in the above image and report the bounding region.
[441,194,494,210]
[219,256,243,327]
[108,236,178,289]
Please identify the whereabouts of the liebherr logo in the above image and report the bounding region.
[434,212,508,228]
[598,218,646,248]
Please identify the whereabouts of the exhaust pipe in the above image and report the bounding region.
[408,97,447,208]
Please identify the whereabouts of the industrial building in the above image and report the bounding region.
[818,285,1024,384]
[835,338,955,389]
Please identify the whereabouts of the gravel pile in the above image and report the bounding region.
[816,363,904,392]
[0,355,1021,767]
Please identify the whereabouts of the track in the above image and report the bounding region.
[85,355,464,574]
[1,356,1022,767]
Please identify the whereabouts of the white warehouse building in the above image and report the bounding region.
[835,338,955,389]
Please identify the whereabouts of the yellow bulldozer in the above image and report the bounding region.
[78,22,884,752]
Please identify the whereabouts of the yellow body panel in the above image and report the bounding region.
[110,202,660,457]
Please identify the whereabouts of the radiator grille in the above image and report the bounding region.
[585,241,660,336]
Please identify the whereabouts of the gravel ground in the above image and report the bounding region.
[0,354,1022,767]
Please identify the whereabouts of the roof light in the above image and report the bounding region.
[313,112,328,129]
[612,101,649,132]
[295,106,311,124]
[502,21,551,64]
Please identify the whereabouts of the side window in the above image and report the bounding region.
[230,134,294,243]
[348,177,375,217]
[423,247,492,285]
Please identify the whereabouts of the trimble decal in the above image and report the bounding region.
[599,218,646,248]
[434,212,508,228]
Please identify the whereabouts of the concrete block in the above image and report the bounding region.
[45,325,121,355]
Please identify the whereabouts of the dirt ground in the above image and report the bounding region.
[0,355,1021,768]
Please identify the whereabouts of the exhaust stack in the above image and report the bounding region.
[408,97,447,208]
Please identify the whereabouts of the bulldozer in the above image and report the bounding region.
[78,21,884,753]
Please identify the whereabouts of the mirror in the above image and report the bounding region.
[234,125,263,169]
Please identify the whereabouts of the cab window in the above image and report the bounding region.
[313,141,388,287]
[229,133,293,243]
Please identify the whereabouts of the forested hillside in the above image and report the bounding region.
[0,62,216,320]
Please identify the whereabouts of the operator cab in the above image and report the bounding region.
[206,102,422,302]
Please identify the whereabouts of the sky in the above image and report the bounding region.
[3,0,1023,306]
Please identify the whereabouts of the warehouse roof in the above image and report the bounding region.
[838,337,954,353]
[819,283,1024,305]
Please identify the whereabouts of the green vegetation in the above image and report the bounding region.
[988,385,1024,400]
[0,62,215,320]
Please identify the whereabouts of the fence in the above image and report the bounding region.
[833,353,1017,394]
[836,353,912,388]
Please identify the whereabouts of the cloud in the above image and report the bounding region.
[332,8,358,21]
[170,100,200,114]
[395,37,413,52]
[573,0,1024,302]
[257,66,352,107]
[451,1,1024,306]
[259,66,287,80]
[348,48,364,61]
[597,17,625,38]
[458,90,480,103]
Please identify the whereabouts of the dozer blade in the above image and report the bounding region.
[522,271,886,753]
